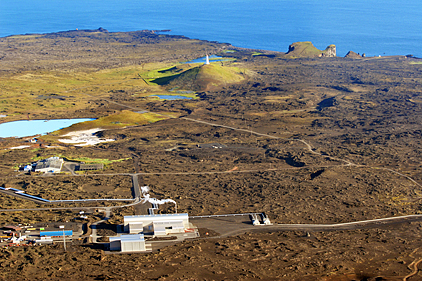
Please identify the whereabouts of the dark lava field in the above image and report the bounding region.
[1,29,422,280]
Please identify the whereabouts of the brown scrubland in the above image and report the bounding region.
[1,29,422,280]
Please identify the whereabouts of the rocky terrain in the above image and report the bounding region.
[1,30,422,280]
[0,223,421,280]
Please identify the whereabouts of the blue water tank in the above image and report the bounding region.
[40,230,73,237]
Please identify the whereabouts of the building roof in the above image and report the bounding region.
[109,234,144,243]
[3,225,22,231]
[153,220,184,225]
[124,213,188,222]
[125,213,188,219]
[35,157,63,171]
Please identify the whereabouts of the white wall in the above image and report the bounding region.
[124,213,189,233]
[121,240,146,252]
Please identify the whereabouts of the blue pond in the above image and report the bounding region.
[0,118,95,138]
[150,95,193,100]
[183,55,229,64]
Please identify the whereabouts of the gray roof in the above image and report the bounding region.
[124,213,188,219]
[35,157,63,170]
[109,234,145,242]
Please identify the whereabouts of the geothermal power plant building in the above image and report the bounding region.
[124,213,190,236]
[34,157,64,173]
[109,214,191,252]
[109,234,146,252]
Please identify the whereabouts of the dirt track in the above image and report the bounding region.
[2,30,422,280]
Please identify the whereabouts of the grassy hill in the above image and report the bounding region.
[149,64,245,91]
[285,41,335,58]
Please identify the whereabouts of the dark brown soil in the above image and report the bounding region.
[96,223,117,237]
[198,228,220,237]
[147,236,177,241]
[1,30,422,280]
[1,223,422,280]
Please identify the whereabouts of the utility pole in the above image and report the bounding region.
[63,229,66,251]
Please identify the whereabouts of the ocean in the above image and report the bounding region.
[0,0,421,57]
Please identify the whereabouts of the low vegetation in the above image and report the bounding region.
[2,30,422,280]
[55,110,166,135]
[60,156,130,165]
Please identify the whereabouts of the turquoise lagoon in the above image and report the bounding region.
[150,95,193,100]
[0,118,95,138]
[183,55,231,64]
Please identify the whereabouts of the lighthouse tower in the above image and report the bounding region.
[205,54,210,65]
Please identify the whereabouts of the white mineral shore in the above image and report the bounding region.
[58,128,115,146]
[9,145,31,149]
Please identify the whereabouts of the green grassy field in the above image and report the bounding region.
[285,41,326,58]
[62,156,130,165]
[0,67,150,119]
[0,62,200,120]
[145,63,245,91]
[53,110,167,135]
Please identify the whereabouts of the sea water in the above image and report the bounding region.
[0,0,421,57]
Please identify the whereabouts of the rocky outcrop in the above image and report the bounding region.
[345,51,362,59]
[286,42,336,58]
[320,44,336,57]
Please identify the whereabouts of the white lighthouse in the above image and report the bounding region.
[205,54,210,65]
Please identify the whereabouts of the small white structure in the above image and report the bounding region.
[124,213,189,236]
[24,165,32,172]
[205,54,210,65]
[261,213,272,225]
[148,203,159,215]
[109,234,146,252]
[34,236,53,245]
[11,234,26,244]
[250,214,261,226]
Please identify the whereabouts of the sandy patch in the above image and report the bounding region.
[9,145,31,150]
[58,128,115,146]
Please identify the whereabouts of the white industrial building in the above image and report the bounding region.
[124,213,190,236]
[109,234,146,252]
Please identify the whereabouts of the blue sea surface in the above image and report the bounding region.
[0,0,421,56]
[0,119,95,138]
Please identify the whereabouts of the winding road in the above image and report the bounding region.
[191,214,422,240]
[3,86,422,241]
[64,84,422,192]
[90,207,111,243]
